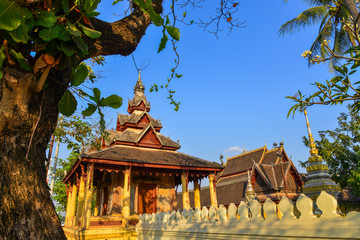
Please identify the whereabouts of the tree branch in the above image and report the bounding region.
[84,0,163,59]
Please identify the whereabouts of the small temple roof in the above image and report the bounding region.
[103,123,180,149]
[220,146,266,177]
[82,145,222,169]
[117,112,162,129]
[128,71,150,113]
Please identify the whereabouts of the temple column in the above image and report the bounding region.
[64,185,72,227]
[193,177,201,210]
[68,184,78,227]
[122,166,131,219]
[81,163,94,230]
[181,170,190,210]
[94,180,101,217]
[75,174,86,226]
[209,173,218,208]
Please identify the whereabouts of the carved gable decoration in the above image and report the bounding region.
[138,113,150,128]
[288,163,304,187]
[138,126,162,148]
[254,171,271,192]
[286,173,298,190]
[128,100,149,113]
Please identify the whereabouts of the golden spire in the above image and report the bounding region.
[304,109,320,157]
[302,108,340,198]
[134,70,145,94]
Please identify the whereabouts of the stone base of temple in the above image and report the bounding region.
[63,215,139,240]
[63,226,137,240]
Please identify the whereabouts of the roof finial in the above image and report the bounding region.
[134,70,145,94]
[304,109,318,156]
[245,169,256,203]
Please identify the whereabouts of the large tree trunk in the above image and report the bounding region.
[0,67,71,239]
[0,2,162,238]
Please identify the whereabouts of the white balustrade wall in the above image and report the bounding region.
[136,191,360,240]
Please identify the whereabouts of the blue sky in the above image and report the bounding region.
[57,0,348,173]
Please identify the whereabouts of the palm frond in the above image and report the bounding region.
[279,6,329,36]
[308,13,334,57]
[301,0,335,7]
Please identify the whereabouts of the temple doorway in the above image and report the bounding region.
[138,184,157,214]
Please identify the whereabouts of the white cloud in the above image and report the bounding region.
[223,146,244,153]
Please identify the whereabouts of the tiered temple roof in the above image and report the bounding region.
[101,72,180,151]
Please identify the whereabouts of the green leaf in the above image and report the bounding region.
[165,26,180,41]
[99,109,105,132]
[133,0,164,26]
[19,6,33,20]
[79,23,101,39]
[349,70,357,75]
[82,103,97,116]
[85,11,100,17]
[70,64,88,86]
[84,0,100,14]
[0,0,22,31]
[25,17,35,31]
[39,27,60,42]
[112,0,123,5]
[93,88,101,103]
[58,90,77,116]
[45,41,60,56]
[148,9,164,26]
[158,33,168,53]
[36,10,57,28]
[61,0,69,12]
[9,50,31,72]
[55,25,71,41]
[9,22,29,43]
[74,37,88,56]
[60,41,77,57]
[101,94,123,108]
[67,23,82,37]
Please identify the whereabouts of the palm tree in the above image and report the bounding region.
[279,0,355,69]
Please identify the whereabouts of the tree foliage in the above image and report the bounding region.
[282,0,360,114]
[301,106,360,195]
[280,0,353,69]
[51,114,106,212]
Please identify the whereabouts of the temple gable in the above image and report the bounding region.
[137,125,162,148]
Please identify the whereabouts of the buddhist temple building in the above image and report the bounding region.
[177,142,304,208]
[62,73,222,239]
